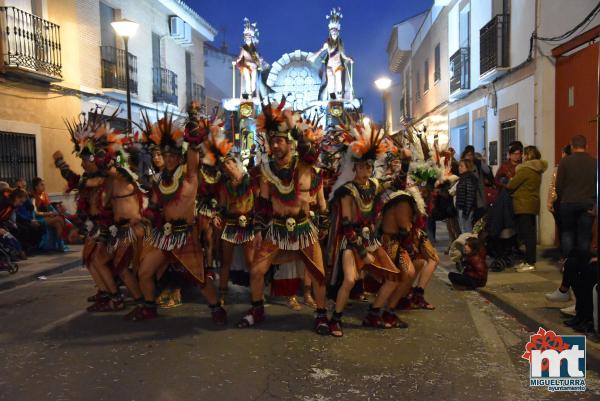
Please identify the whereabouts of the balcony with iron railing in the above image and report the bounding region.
[187,82,205,104]
[0,6,62,81]
[153,67,178,105]
[100,46,137,94]
[480,14,510,82]
[449,47,470,100]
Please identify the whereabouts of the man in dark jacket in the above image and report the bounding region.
[564,251,597,333]
[555,134,596,258]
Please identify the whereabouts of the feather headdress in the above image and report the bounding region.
[327,7,342,31]
[295,112,325,164]
[337,117,389,163]
[200,125,234,167]
[63,106,124,167]
[140,110,184,154]
[243,18,259,43]
[256,97,299,141]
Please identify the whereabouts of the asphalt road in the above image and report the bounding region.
[0,265,598,401]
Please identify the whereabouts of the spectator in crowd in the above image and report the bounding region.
[461,145,495,217]
[13,177,43,253]
[446,147,459,176]
[507,145,548,272]
[455,158,479,233]
[545,135,596,304]
[495,141,523,189]
[0,188,28,260]
[555,134,596,258]
[563,251,597,333]
[31,177,68,252]
[546,145,572,255]
[448,237,488,289]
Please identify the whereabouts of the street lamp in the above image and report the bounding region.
[111,19,139,133]
[374,77,392,135]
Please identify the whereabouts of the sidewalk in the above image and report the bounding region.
[0,245,82,291]
[477,254,600,356]
[432,219,600,361]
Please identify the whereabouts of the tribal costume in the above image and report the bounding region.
[237,100,330,334]
[105,153,148,274]
[325,116,405,336]
[139,114,208,284]
[217,173,255,245]
[329,178,402,280]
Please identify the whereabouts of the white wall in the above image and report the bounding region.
[448,3,459,56]
[469,0,492,88]
[509,0,536,68]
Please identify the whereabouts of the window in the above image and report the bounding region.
[416,71,421,100]
[152,32,161,70]
[434,44,441,82]
[0,132,37,185]
[500,119,517,162]
[424,59,429,92]
[99,2,116,48]
[459,6,470,48]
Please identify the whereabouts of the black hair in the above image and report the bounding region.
[562,144,572,156]
[9,188,27,201]
[31,177,43,190]
[464,237,481,255]
[508,141,524,154]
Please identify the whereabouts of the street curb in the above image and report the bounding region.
[478,289,600,372]
[0,259,82,292]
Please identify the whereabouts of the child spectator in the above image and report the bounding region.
[455,158,478,233]
[0,188,28,260]
[448,237,488,289]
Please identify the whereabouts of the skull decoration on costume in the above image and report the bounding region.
[163,222,172,236]
[109,225,118,238]
[286,217,296,233]
[238,215,248,228]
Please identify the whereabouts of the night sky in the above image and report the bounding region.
[190,0,432,119]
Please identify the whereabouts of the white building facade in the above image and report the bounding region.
[387,0,599,246]
[0,0,215,196]
[446,0,600,245]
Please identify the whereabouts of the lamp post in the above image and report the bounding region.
[374,77,392,135]
[111,19,139,133]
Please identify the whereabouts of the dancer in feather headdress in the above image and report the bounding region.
[206,129,256,305]
[126,107,227,323]
[236,99,331,335]
[195,103,225,275]
[54,107,140,312]
[326,117,405,337]
[380,182,439,315]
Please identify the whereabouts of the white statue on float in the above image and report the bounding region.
[235,18,267,99]
[309,8,353,100]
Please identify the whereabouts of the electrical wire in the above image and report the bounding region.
[528,2,600,60]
